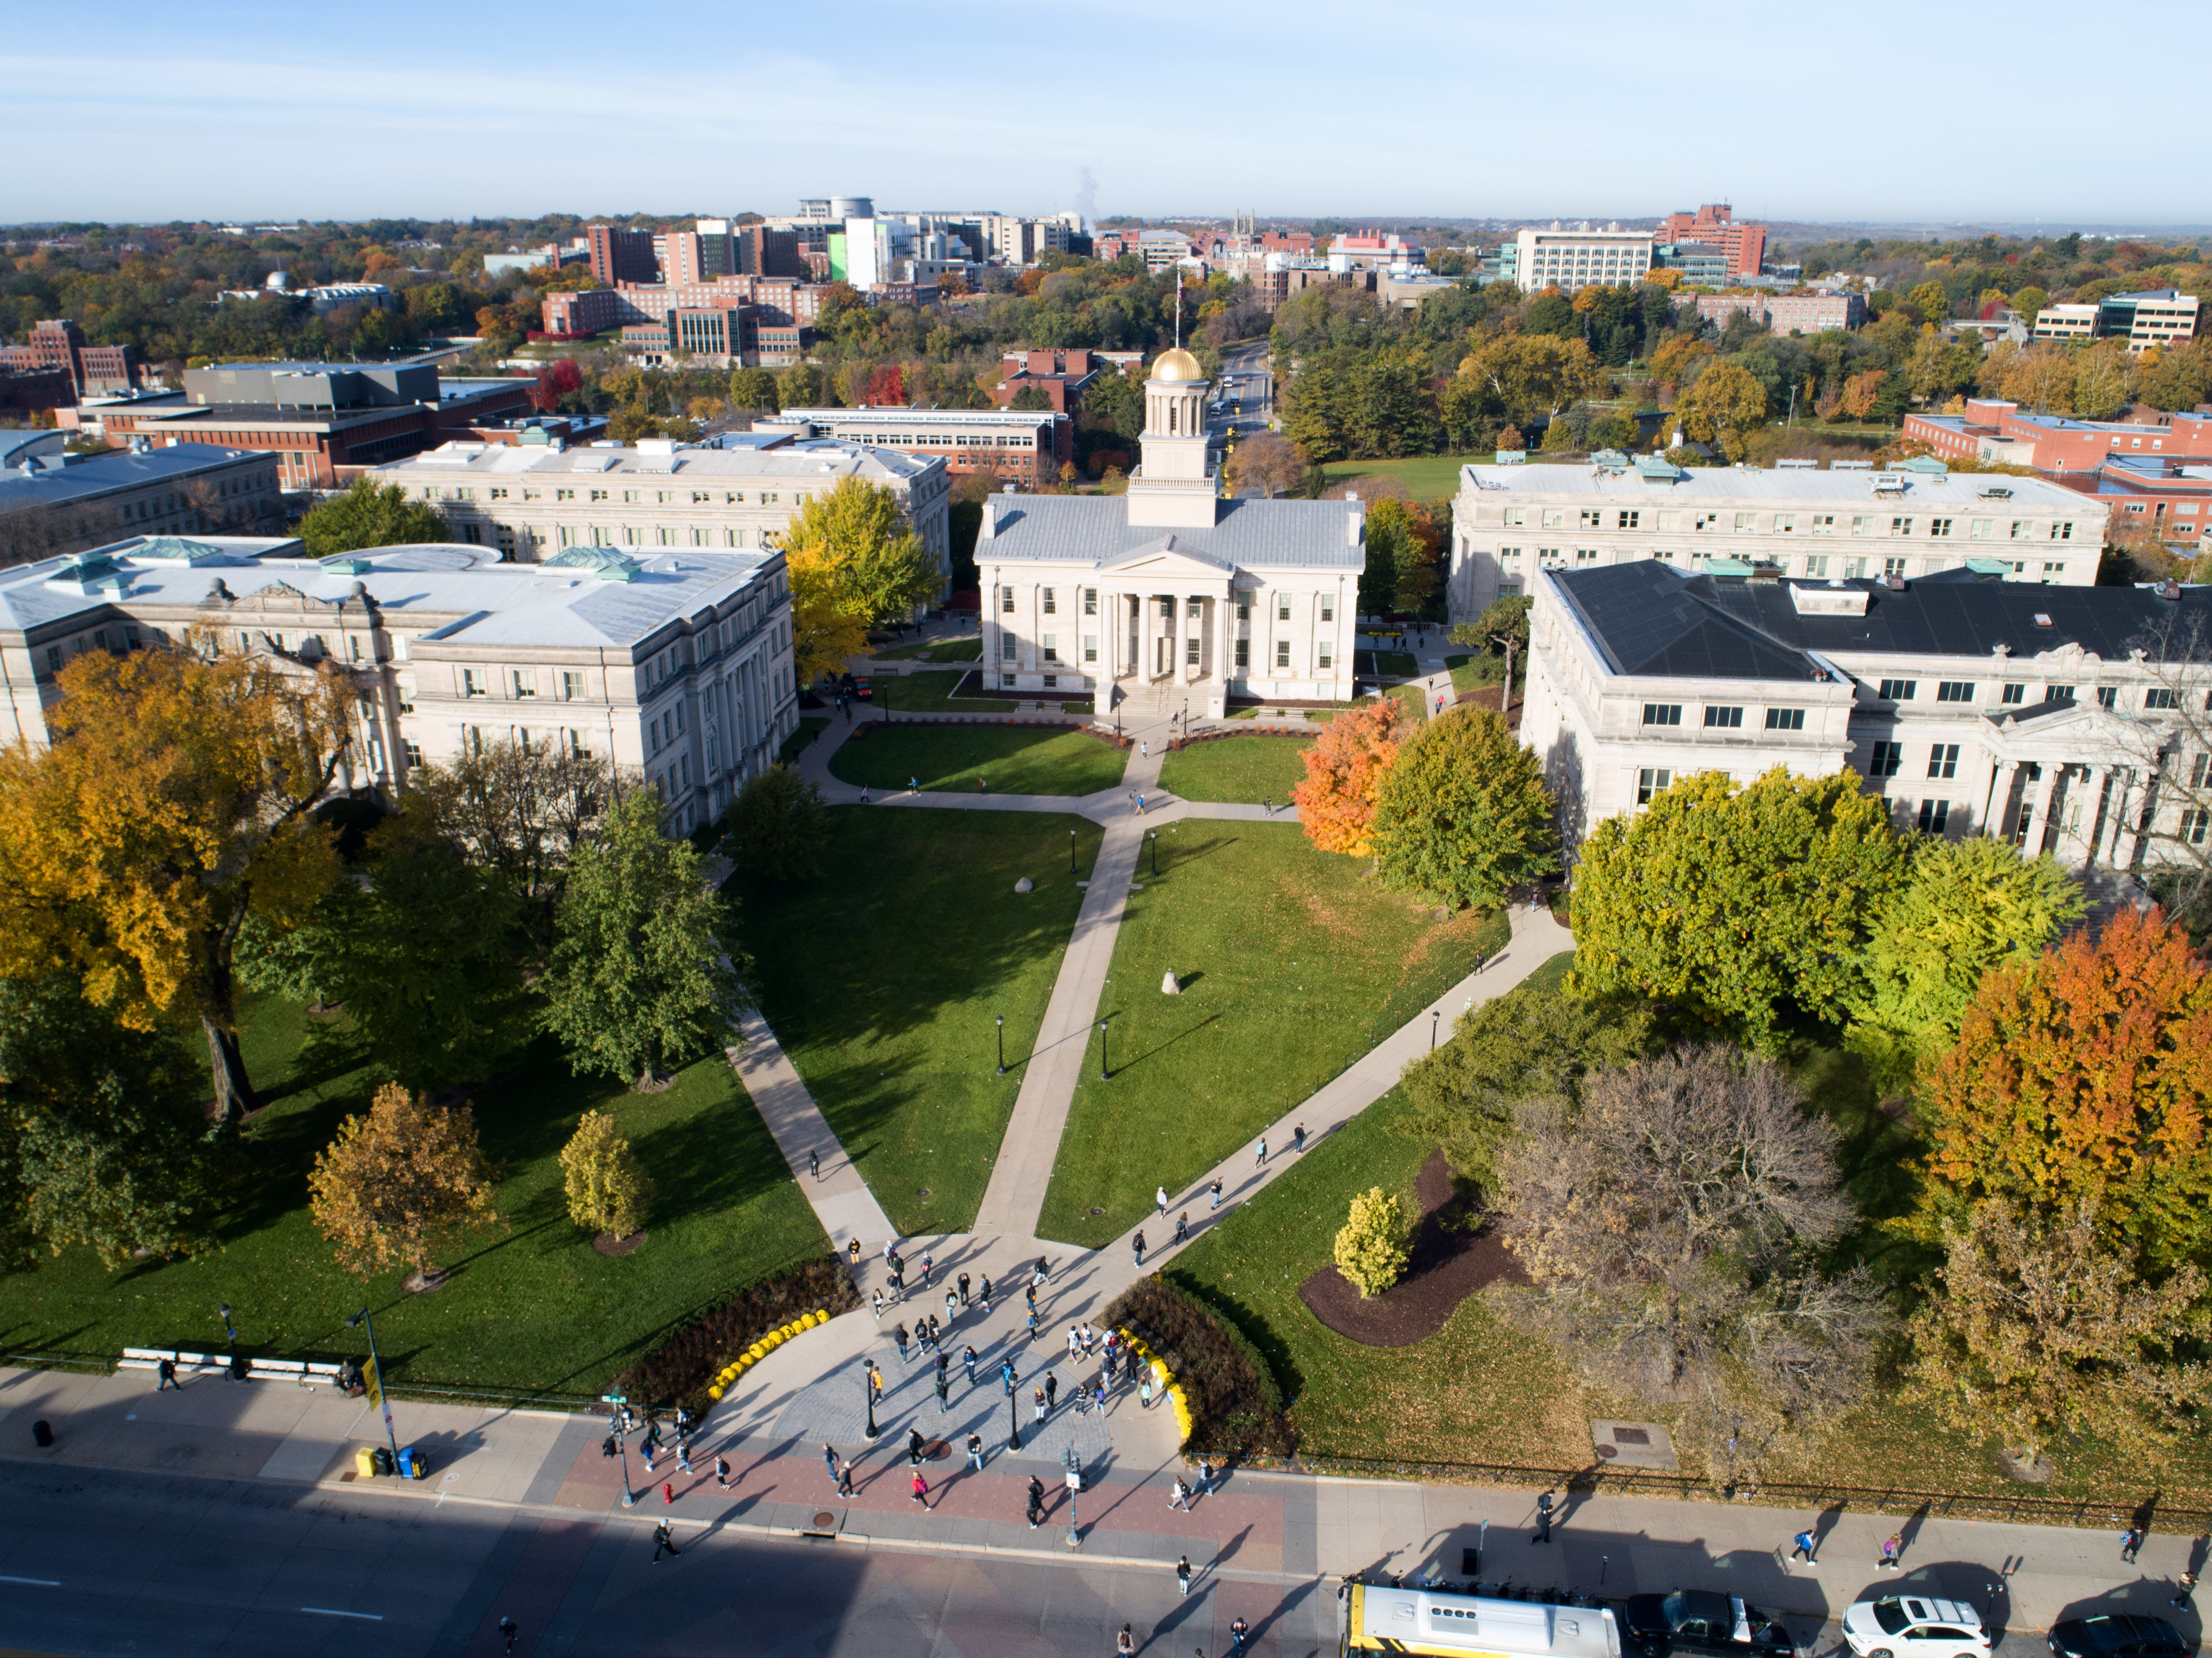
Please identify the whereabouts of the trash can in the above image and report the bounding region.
[372,1446,394,1477]
[356,1446,378,1478]
[31,1419,54,1448]
[397,1445,428,1480]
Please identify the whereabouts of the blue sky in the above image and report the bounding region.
[4,0,2191,229]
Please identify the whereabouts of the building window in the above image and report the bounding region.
[1641,703,1682,727]
[404,741,422,768]
[1869,741,1903,777]
[1936,681,1975,703]
[1579,508,1603,528]
[462,668,486,697]
[2184,807,2212,845]
[512,670,537,698]
[1878,679,1916,702]
[1637,768,1672,804]
[1317,642,1332,669]
[1928,743,1960,780]
[1002,634,1017,660]
[1810,515,1835,534]
[1276,595,1291,621]
[1042,635,1058,663]
[1884,557,1908,578]
[2096,686,2117,710]
[1083,588,1097,615]
[1734,512,1756,532]
[1083,635,1098,664]
[1703,706,1744,728]
[1320,597,1334,623]
[1186,637,1199,665]
[2045,684,2076,703]
[1002,672,1017,687]
[1001,586,1015,613]
[1503,507,1526,527]
[1042,588,1056,614]
[1917,798,1952,834]
[1617,510,1640,530]
[559,670,584,701]
[1929,518,1953,538]
[2146,687,2181,710]
[1275,639,1291,669]
[1042,674,1057,689]
[1234,639,1249,668]
[1851,516,1873,537]
[2050,521,2073,541]
[2000,682,2025,705]
[1765,707,1805,730]
[2043,562,2067,579]
[1236,596,1250,622]
[1970,518,1993,540]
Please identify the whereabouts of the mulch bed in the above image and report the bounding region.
[593,1231,647,1257]
[1299,1150,1530,1348]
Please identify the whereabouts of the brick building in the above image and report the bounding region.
[1656,205,1767,279]
[586,225,659,286]
[1903,399,2212,473]
[993,348,1136,413]
[2030,289,2199,353]
[1,441,283,561]
[541,277,832,363]
[1694,292,1865,333]
[0,320,142,396]
[768,406,1074,487]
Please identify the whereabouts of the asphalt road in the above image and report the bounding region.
[0,1462,1335,1658]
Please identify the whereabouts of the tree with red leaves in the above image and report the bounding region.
[1292,698,1404,857]
[1911,906,2212,1276]
[864,364,906,408]
[531,358,582,413]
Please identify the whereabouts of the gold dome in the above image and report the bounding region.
[1150,348,1203,383]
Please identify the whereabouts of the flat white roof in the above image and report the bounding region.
[374,439,933,483]
[1458,463,2097,509]
[780,406,1065,428]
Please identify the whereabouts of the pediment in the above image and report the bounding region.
[227,580,350,614]
[1096,541,1230,582]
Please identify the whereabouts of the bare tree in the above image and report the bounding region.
[1223,432,1310,499]
[2113,610,2212,936]
[1498,1047,1886,1481]
[0,500,82,569]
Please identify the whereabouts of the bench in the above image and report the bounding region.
[119,1348,347,1385]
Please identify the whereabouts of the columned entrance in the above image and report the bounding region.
[1087,553,1237,721]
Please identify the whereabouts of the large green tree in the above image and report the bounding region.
[1571,768,1906,1046]
[779,475,940,625]
[1843,836,2084,1095]
[1369,707,1556,909]
[1671,361,1769,460]
[296,477,450,558]
[0,973,221,1268]
[718,764,825,884]
[542,791,751,1089]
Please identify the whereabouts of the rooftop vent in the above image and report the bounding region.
[1882,573,1907,591]
[2033,611,2053,627]
[1775,458,1818,470]
[1833,460,1874,471]
[1976,484,2014,499]
[1790,583,1869,617]
[2156,579,2182,600]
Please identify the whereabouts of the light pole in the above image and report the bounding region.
[601,1391,637,1507]
[995,1013,1006,1075]
[865,1362,881,1440]
[345,1305,403,1473]
[1430,1009,1440,1050]
[1147,829,1158,878]
[1007,1377,1023,1452]
[1070,827,1077,876]
[1098,1017,1110,1083]
[1063,1444,1083,1549]
[219,1301,242,1382]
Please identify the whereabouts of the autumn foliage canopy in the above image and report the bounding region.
[1292,697,1404,857]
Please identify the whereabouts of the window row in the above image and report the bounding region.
[1641,703,1808,731]
[1497,507,2077,541]
[996,588,1335,624]
[998,631,1334,670]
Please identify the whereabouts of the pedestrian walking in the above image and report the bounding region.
[1534,1490,1555,1543]
[908,1427,926,1467]
[2124,1525,2146,1563]
[935,1372,951,1412]
[1081,1323,1096,1356]
[1199,1456,1217,1497]
[823,1443,839,1483]
[885,1238,898,1264]
[967,1432,985,1471]
[911,1473,931,1509]
[980,1275,993,1311]
[809,1147,820,1179]
[958,1271,971,1307]
[895,1323,910,1363]
[1232,1615,1251,1654]
[2173,1569,2198,1610]
[1028,1476,1046,1528]
[921,1254,933,1287]
[871,1288,885,1321]
[1068,1325,1081,1360]
[1174,1211,1188,1245]
[1025,1280,1038,1310]
[1209,1177,1224,1209]
[910,776,919,795]
[860,786,870,803]
[1142,741,1149,758]
[1026,1309,1040,1342]
[157,1357,180,1391]
[1137,793,1146,815]
[1177,1555,1193,1596]
[1879,1534,1902,1571]
[1157,1185,1169,1218]
[1133,1229,1147,1266]
[661,1480,674,1505]
[867,1364,883,1403]
[1120,1624,1137,1656]
[642,1439,657,1474]
[677,1438,693,1475]
[1001,1357,1018,1397]
[1034,1257,1050,1290]
[889,1262,905,1298]
[716,1455,732,1490]
[837,1458,856,1496]
[848,1237,862,1266]
[1033,1387,1047,1423]
[964,1345,978,1386]
[1140,1374,1155,1410]
[1094,1379,1108,1412]
[946,1288,959,1322]
[1294,1122,1307,1154]
[1436,694,1445,714]
[1261,796,1271,817]
[1170,1477,1191,1511]
[652,1521,680,1563]
[499,1615,520,1653]
[1255,1138,1268,1165]
[1789,1527,1816,1564]
[1045,1374,1059,1412]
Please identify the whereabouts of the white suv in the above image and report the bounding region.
[1843,1597,1992,1658]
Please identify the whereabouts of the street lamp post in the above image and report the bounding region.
[1063,1445,1083,1548]
[1431,1009,1440,1050]
[1007,1384,1023,1452]
[1070,828,1077,876]
[995,1014,1006,1075]
[600,1392,638,1507]
[1147,830,1157,878]
[345,1305,404,1474]
[865,1363,881,1440]
[218,1301,240,1379]
[1098,1017,1110,1082]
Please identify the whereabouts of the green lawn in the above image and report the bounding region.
[1036,822,1509,1247]
[874,669,1016,715]
[780,716,830,763]
[830,725,1127,797]
[729,808,1102,1234]
[1364,650,1418,681]
[1321,454,1482,499]
[1157,736,1311,804]
[874,637,983,663]
[1443,654,1506,697]
[1169,1084,1596,1468]
[0,996,827,1398]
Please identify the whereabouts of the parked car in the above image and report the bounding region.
[1625,1591,1793,1658]
[2048,1615,2189,1658]
[1841,1597,1992,1658]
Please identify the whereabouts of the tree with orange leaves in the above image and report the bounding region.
[1292,697,1405,857]
[1910,906,2212,1277]
[0,636,353,1126]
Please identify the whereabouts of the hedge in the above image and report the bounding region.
[613,1255,859,1413]
[1105,1273,1294,1458]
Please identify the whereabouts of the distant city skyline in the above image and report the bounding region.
[3,0,2194,228]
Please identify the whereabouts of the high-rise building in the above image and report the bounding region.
[1507,224,1654,292]
[1656,205,1767,279]
[586,225,659,287]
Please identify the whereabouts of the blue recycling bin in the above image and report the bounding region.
[396,1444,428,1479]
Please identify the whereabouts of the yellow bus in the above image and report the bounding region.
[1339,1582,1625,1658]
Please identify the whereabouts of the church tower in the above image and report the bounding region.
[1124,347,1219,529]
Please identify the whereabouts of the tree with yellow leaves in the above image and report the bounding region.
[307,1082,503,1283]
[1334,1187,1411,1298]
[560,1109,652,1242]
[0,636,353,1125]
[787,541,870,686]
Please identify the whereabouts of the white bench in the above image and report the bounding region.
[119,1348,346,1384]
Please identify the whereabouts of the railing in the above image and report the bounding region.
[1,1348,604,1413]
[1242,1450,2212,1530]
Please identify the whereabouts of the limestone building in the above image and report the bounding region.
[977,348,1364,718]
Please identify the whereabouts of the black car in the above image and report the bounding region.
[2049,1616,2189,1658]
[1626,1591,1794,1658]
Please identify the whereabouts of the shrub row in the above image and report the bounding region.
[1105,1274,1295,1459]
[613,1255,860,1412]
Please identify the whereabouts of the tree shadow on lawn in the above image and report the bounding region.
[1787,1035,1938,1286]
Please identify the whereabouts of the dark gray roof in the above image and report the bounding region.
[0,442,258,514]
[1553,562,2212,680]
[981,493,1364,572]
